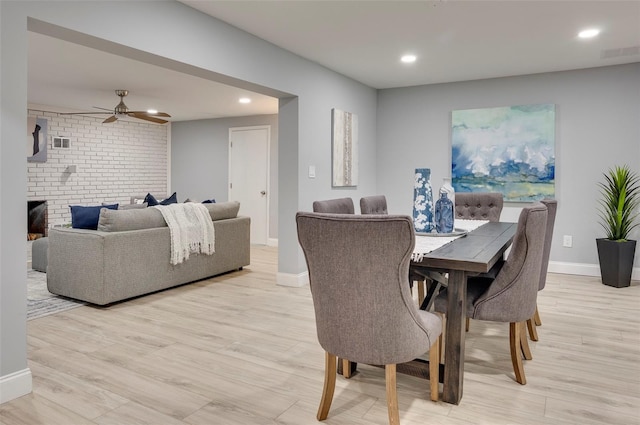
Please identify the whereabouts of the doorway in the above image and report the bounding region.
[228,126,270,245]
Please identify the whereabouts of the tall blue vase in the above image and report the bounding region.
[435,191,454,233]
[413,168,435,233]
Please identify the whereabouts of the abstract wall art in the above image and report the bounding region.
[451,103,555,202]
[27,117,48,163]
[331,108,358,187]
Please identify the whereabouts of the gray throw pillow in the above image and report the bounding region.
[119,203,148,210]
[204,201,240,221]
[97,207,166,232]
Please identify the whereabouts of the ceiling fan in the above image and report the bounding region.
[61,90,171,124]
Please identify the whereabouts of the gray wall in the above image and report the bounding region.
[377,63,640,272]
[171,114,279,240]
[0,1,376,401]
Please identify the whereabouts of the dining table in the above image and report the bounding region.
[408,220,517,405]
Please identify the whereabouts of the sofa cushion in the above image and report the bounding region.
[204,201,240,221]
[97,207,167,232]
[70,204,118,230]
[144,192,178,206]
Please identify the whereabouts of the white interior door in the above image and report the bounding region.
[229,126,269,245]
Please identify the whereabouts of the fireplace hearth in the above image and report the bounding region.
[28,200,47,240]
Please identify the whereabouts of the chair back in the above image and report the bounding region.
[296,212,440,365]
[360,195,388,214]
[538,199,557,291]
[455,192,504,222]
[471,203,547,322]
[312,197,355,214]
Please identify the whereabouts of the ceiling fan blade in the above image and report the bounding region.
[92,106,114,112]
[59,112,112,115]
[103,115,118,123]
[128,111,171,118]
[129,113,168,124]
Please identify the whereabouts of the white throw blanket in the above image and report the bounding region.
[153,203,215,265]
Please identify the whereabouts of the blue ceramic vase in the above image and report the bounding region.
[435,191,454,233]
[412,168,435,233]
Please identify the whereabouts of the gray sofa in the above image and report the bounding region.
[47,201,250,305]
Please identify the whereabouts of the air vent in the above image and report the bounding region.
[52,137,70,149]
[601,46,640,59]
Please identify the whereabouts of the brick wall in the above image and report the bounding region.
[27,109,169,227]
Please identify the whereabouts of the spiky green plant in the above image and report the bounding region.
[597,165,640,241]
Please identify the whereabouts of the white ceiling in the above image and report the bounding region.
[28,1,640,123]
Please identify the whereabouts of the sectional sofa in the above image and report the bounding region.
[47,201,250,305]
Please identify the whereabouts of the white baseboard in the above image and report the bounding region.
[276,271,309,287]
[0,368,32,404]
[267,238,278,247]
[549,261,640,280]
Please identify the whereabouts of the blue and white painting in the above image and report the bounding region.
[413,168,435,232]
[451,104,555,202]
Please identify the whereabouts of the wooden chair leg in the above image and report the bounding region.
[417,279,426,306]
[509,322,526,385]
[429,335,440,402]
[465,317,470,332]
[520,322,533,360]
[437,313,445,364]
[342,359,352,378]
[526,317,539,341]
[385,364,400,425]
[317,352,337,420]
[533,305,542,326]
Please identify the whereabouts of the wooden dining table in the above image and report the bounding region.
[410,221,517,404]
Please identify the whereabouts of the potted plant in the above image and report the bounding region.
[596,165,640,287]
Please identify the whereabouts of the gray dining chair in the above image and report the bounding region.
[296,212,441,424]
[312,197,355,214]
[455,192,504,222]
[359,195,388,214]
[434,203,548,385]
[527,198,557,341]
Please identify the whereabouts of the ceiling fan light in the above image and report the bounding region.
[147,109,158,114]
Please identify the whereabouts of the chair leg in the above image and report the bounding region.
[437,313,445,364]
[342,359,352,378]
[385,364,400,425]
[465,317,470,332]
[520,322,533,360]
[533,305,542,326]
[509,322,527,385]
[526,317,539,341]
[317,352,337,421]
[417,279,426,306]
[429,335,440,402]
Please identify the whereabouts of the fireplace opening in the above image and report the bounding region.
[28,200,47,240]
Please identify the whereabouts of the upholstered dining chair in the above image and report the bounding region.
[312,197,355,214]
[455,192,504,222]
[434,203,548,385]
[359,195,388,214]
[527,198,557,341]
[296,212,441,424]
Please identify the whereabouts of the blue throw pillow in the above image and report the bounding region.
[202,198,216,204]
[160,192,178,205]
[144,192,178,206]
[70,204,118,230]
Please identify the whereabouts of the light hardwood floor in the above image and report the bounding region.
[2,245,639,425]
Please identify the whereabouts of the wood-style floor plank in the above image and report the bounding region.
[1,245,639,425]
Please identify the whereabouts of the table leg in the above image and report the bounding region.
[443,270,466,404]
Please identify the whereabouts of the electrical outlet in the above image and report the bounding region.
[563,235,573,248]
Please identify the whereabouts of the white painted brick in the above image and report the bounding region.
[28,109,168,225]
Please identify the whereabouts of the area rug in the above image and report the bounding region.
[27,270,86,320]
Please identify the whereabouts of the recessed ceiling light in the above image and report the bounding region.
[146,109,158,114]
[239,97,251,104]
[578,28,600,39]
[401,54,417,64]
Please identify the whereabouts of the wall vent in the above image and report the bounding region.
[601,46,640,59]
[52,137,70,149]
